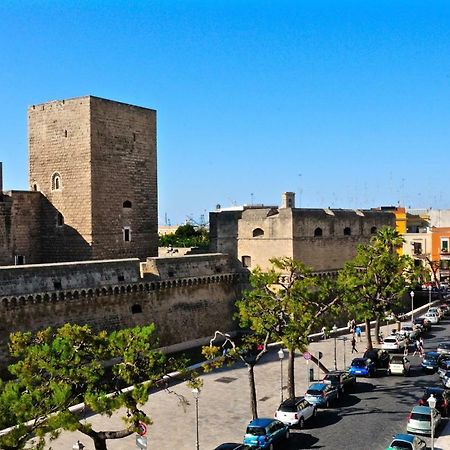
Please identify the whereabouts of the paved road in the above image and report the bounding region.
[49,315,450,450]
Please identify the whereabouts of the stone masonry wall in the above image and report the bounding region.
[90,97,158,260]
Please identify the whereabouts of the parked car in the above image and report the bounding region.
[428,306,444,319]
[322,370,357,394]
[243,418,289,449]
[349,357,376,377]
[406,405,441,435]
[363,348,390,370]
[413,317,431,332]
[399,324,420,340]
[304,382,339,408]
[437,359,450,378]
[418,387,450,416]
[385,433,426,450]
[441,371,450,388]
[421,352,444,372]
[420,312,439,324]
[437,341,450,356]
[382,335,407,352]
[214,445,256,450]
[275,397,316,427]
[388,355,411,376]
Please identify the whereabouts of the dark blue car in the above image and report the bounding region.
[422,351,443,372]
[243,418,289,449]
[348,357,376,377]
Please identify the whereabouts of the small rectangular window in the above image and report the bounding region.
[441,238,449,253]
[123,227,131,242]
[14,255,25,265]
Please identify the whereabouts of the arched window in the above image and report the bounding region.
[56,212,64,227]
[344,227,351,236]
[31,182,38,191]
[371,226,377,235]
[314,227,323,237]
[123,200,132,208]
[252,228,264,237]
[51,172,61,191]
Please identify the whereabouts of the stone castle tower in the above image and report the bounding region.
[28,96,158,262]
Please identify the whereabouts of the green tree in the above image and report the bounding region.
[159,224,209,248]
[236,257,340,400]
[338,226,415,350]
[0,324,184,450]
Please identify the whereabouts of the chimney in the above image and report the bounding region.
[281,192,295,209]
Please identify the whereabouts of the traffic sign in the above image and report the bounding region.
[303,351,312,360]
[137,422,148,436]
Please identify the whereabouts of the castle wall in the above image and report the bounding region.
[90,97,158,260]
[0,191,42,265]
[292,209,396,270]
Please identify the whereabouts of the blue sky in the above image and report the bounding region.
[1,1,449,225]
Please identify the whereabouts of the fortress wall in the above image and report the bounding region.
[0,272,242,363]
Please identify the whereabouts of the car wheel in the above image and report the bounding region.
[299,417,304,429]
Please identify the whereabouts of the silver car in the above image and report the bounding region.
[437,341,450,356]
[406,405,441,435]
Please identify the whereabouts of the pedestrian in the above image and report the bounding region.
[350,319,356,334]
[321,326,328,340]
[351,335,358,353]
[403,341,409,356]
[355,326,362,342]
[413,339,420,356]
[419,337,424,357]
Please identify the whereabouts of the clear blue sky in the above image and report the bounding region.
[1,0,449,225]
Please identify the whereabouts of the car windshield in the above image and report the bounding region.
[323,375,338,382]
[306,389,322,396]
[390,441,413,449]
[391,356,404,363]
[352,359,366,367]
[246,426,265,436]
[411,412,430,422]
[384,337,397,343]
[278,403,297,412]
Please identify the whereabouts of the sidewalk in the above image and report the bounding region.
[47,324,392,450]
[435,418,450,450]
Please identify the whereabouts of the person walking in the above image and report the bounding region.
[355,326,362,342]
[419,336,424,357]
[351,335,358,353]
[413,339,421,356]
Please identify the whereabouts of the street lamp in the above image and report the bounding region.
[410,291,415,322]
[428,284,432,304]
[332,324,338,371]
[277,348,285,402]
[428,393,436,450]
[192,387,200,450]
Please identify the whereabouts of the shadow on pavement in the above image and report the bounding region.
[288,430,321,449]
[353,381,375,394]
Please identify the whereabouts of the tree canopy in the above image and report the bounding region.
[0,323,182,450]
[159,224,209,248]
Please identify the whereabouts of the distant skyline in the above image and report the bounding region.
[1,0,449,225]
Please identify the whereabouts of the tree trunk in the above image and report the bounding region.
[92,437,108,450]
[287,349,295,399]
[365,318,373,351]
[248,364,258,419]
[374,317,381,345]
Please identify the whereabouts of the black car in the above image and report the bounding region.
[363,348,390,370]
[322,370,356,394]
[418,387,450,416]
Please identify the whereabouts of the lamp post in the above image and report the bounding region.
[192,388,200,450]
[278,348,285,402]
[428,393,436,450]
[410,291,415,322]
[429,284,432,304]
[332,324,338,370]
[338,336,348,369]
